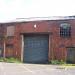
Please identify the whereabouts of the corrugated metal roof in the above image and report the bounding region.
[16,16,75,21]
[1,16,75,23]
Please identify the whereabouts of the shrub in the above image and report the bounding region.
[50,60,66,65]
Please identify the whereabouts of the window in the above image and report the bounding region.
[60,23,71,37]
[7,26,15,36]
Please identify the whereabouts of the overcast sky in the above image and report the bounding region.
[0,0,75,22]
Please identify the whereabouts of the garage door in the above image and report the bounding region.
[23,34,49,63]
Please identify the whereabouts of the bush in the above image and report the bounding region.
[50,60,66,65]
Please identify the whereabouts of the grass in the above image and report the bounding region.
[0,57,4,62]
[50,60,66,65]
[0,58,75,68]
[50,60,75,68]
[0,57,21,63]
[61,64,75,68]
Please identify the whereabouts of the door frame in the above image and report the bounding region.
[21,33,51,62]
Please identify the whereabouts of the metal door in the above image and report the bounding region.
[23,34,49,63]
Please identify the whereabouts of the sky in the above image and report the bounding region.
[0,0,75,22]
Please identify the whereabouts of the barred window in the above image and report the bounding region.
[7,26,15,36]
[60,23,71,37]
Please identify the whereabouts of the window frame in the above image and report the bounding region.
[6,25,15,37]
[60,23,71,38]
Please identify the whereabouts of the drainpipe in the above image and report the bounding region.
[3,35,7,59]
[21,35,24,62]
[3,40,6,58]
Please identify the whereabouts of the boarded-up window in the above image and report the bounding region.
[6,44,14,57]
[7,26,15,36]
[67,47,75,63]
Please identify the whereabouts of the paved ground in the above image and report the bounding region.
[0,62,75,75]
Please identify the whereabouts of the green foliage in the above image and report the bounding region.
[0,57,4,62]
[50,60,66,65]
[0,57,21,63]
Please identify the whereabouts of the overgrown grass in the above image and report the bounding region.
[50,60,75,67]
[0,57,21,63]
[0,57,4,62]
[50,60,66,65]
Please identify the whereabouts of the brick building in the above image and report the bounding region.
[0,16,75,63]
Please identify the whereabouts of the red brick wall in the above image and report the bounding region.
[1,19,75,61]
